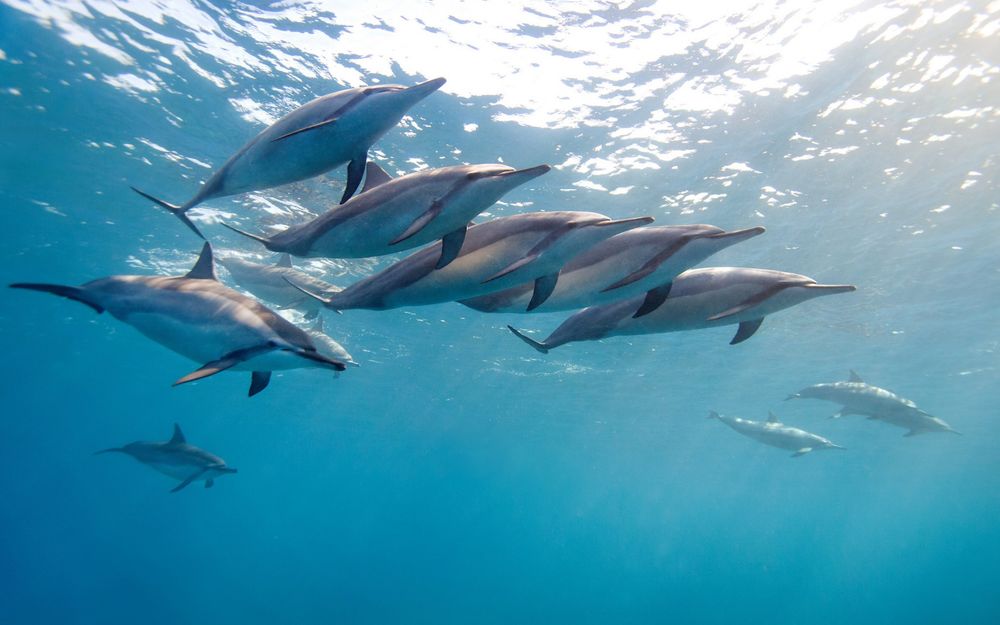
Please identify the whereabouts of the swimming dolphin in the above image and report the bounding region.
[131,78,447,238]
[708,411,844,457]
[224,162,551,269]
[461,224,765,313]
[786,370,959,436]
[507,267,856,353]
[10,243,347,396]
[305,315,358,370]
[293,211,654,311]
[216,252,339,319]
[96,423,237,492]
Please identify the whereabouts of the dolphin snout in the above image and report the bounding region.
[407,77,447,99]
[502,164,551,180]
[705,226,766,243]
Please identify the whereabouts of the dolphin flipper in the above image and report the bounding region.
[340,156,366,204]
[632,282,673,318]
[527,273,559,311]
[602,237,689,292]
[730,318,764,345]
[9,283,105,314]
[271,116,339,142]
[173,344,277,387]
[171,468,209,493]
[130,186,205,240]
[205,479,214,489]
[249,371,271,397]
[507,325,549,354]
[707,283,793,321]
[436,226,467,269]
[391,200,444,245]
[791,448,813,458]
[482,253,540,284]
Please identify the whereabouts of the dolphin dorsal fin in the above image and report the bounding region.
[313,315,325,332]
[169,423,186,445]
[185,243,217,280]
[768,411,779,423]
[275,253,293,268]
[361,162,393,194]
[849,370,864,383]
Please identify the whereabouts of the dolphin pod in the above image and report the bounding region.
[708,411,845,457]
[787,370,959,436]
[96,423,236,492]
[132,78,446,238]
[224,161,551,269]
[10,243,347,396]
[506,267,857,353]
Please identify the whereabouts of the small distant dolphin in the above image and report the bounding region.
[461,224,765,313]
[305,315,358,371]
[708,411,845,457]
[507,267,856,352]
[216,252,339,319]
[225,162,551,269]
[10,243,346,396]
[96,423,236,492]
[292,211,654,311]
[786,370,960,436]
[132,78,447,238]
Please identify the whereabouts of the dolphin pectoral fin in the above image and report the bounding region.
[340,156,366,204]
[507,325,549,354]
[601,264,656,292]
[222,223,273,249]
[296,349,347,372]
[435,226,467,269]
[249,371,272,397]
[9,283,105,314]
[632,282,673,318]
[173,344,277,387]
[171,468,209,493]
[707,283,793,321]
[390,200,444,246]
[185,242,217,280]
[602,237,691,293]
[849,370,864,383]
[527,273,559,311]
[791,448,812,458]
[730,318,764,345]
[904,430,923,437]
[131,186,204,240]
[361,161,393,193]
[271,116,339,142]
[205,478,214,489]
[482,254,539,284]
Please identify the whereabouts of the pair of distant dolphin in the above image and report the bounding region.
[708,411,844,457]
[10,243,347,396]
[788,371,959,436]
[133,78,447,238]
[216,252,340,319]
[97,424,235,492]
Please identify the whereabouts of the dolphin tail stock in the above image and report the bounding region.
[707,411,721,420]
[507,325,549,354]
[784,393,801,400]
[93,447,125,455]
[221,223,274,249]
[130,186,205,240]
[9,282,104,314]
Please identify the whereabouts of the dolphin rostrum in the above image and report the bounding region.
[461,224,765,313]
[224,162,551,269]
[292,211,654,311]
[131,78,447,238]
[507,267,856,353]
[10,243,347,396]
[216,252,340,319]
[786,370,960,436]
[96,423,237,492]
[708,411,845,457]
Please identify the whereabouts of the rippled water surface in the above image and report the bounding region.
[1,2,998,623]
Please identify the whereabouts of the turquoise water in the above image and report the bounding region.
[1,1,998,623]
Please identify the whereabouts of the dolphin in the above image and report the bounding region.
[131,78,447,238]
[305,315,358,371]
[216,252,339,319]
[707,411,845,457]
[507,267,856,353]
[293,211,654,311]
[786,370,960,436]
[96,423,237,492]
[10,243,347,396]
[461,224,765,313]
[224,162,551,269]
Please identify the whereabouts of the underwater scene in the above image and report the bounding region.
[1,1,998,623]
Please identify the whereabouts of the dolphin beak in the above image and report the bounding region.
[588,215,655,235]
[405,77,447,100]
[805,284,857,295]
[703,226,766,243]
[503,164,551,180]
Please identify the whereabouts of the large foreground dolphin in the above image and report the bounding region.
[132,78,447,238]
[708,411,844,457]
[10,243,347,396]
[216,252,339,319]
[461,224,765,313]
[787,371,959,436]
[507,267,856,353]
[295,211,654,311]
[225,162,551,269]
[96,423,236,492]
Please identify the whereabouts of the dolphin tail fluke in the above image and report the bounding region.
[507,325,549,354]
[9,283,104,314]
[221,223,273,249]
[130,186,204,239]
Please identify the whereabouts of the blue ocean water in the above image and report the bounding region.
[1,1,998,623]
